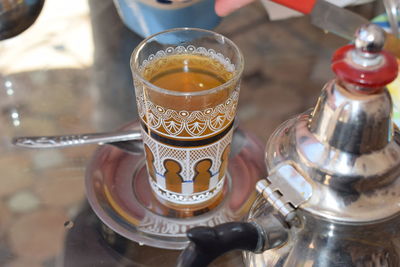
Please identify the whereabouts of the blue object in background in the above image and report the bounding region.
[113,0,221,38]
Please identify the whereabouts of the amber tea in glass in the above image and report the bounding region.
[131,28,243,212]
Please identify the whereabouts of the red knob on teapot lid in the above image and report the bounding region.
[331,24,398,94]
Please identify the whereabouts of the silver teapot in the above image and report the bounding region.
[177,24,400,267]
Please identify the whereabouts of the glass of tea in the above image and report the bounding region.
[130,28,244,212]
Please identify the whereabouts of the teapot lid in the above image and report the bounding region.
[332,24,398,92]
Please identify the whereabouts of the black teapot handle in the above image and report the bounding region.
[176,222,264,267]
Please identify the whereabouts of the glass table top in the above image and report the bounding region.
[0,0,376,266]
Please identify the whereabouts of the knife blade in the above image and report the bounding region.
[271,0,400,58]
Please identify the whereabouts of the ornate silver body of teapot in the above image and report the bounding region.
[177,24,400,267]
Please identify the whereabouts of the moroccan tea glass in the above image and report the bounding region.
[130,28,244,211]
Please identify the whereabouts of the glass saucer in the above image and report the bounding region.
[85,121,266,250]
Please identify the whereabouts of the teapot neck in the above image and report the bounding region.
[308,79,393,154]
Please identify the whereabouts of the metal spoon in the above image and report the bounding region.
[12,130,144,154]
[0,0,45,40]
[12,121,241,155]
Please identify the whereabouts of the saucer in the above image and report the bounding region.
[85,121,266,250]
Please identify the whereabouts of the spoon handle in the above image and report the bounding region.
[12,130,142,148]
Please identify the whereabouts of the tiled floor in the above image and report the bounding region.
[0,0,384,266]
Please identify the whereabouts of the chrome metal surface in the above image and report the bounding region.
[352,24,385,67]
[246,210,400,267]
[245,86,400,263]
[0,0,45,40]
[256,165,312,219]
[246,196,289,253]
[266,83,400,222]
[355,24,386,53]
[243,23,400,266]
[309,81,393,154]
[256,180,295,220]
[12,130,142,148]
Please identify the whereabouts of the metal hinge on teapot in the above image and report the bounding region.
[177,23,400,267]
